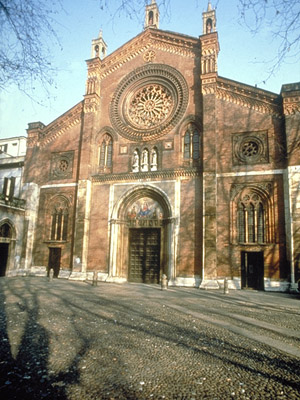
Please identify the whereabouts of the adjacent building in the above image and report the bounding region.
[0,136,27,276]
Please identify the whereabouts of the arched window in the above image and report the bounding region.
[99,134,113,171]
[206,18,212,34]
[238,192,266,244]
[183,124,200,161]
[50,197,69,241]
[184,131,190,159]
[148,11,154,25]
[0,223,12,238]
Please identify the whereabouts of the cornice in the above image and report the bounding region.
[92,167,202,184]
[216,77,282,117]
[99,29,200,80]
[38,103,83,148]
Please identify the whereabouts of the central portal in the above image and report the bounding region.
[129,228,160,283]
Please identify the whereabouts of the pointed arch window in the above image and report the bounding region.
[50,198,69,241]
[183,124,200,161]
[0,223,12,238]
[238,192,266,244]
[99,134,113,170]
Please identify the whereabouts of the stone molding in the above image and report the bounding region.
[50,151,75,180]
[232,130,269,165]
[92,167,202,183]
[215,77,282,117]
[230,181,273,202]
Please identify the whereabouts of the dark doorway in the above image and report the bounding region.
[129,228,160,283]
[241,251,264,290]
[0,243,9,276]
[48,248,61,278]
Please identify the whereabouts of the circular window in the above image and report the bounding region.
[238,136,263,163]
[241,141,259,158]
[128,84,173,129]
[59,159,69,171]
[110,64,188,141]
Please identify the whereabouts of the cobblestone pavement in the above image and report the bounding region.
[0,277,299,400]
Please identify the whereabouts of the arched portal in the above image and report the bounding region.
[0,220,16,276]
[108,185,175,283]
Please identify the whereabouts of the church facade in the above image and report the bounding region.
[12,2,300,290]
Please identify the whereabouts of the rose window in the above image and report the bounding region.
[110,64,188,141]
[128,85,173,128]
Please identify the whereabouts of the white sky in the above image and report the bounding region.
[0,0,299,139]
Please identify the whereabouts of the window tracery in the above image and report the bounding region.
[99,134,113,171]
[50,197,69,241]
[183,123,200,162]
[128,85,173,129]
[238,192,266,244]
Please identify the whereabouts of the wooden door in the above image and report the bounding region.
[129,229,160,283]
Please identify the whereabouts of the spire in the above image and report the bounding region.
[144,0,160,29]
[202,2,216,34]
[91,29,107,59]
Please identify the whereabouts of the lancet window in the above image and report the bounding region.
[238,192,266,244]
[99,134,113,170]
[183,124,200,161]
[50,197,69,241]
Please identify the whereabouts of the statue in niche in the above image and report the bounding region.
[151,148,158,171]
[141,149,149,171]
[132,150,139,172]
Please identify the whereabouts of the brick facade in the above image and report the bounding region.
[9,2,298,291]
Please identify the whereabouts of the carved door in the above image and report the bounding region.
[129,228,160,283]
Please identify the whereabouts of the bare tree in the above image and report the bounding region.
[0,0,298,95]
[238,0,300,77]
[0,0,61,93]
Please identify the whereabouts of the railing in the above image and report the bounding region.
[0,193,26,208]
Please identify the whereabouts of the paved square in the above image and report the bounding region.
[0,278,299,399]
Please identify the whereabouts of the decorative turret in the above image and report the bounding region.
[91,30,107,59]
[202,1,217,34]
[144,0,160,29]
[200,2,219,91]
